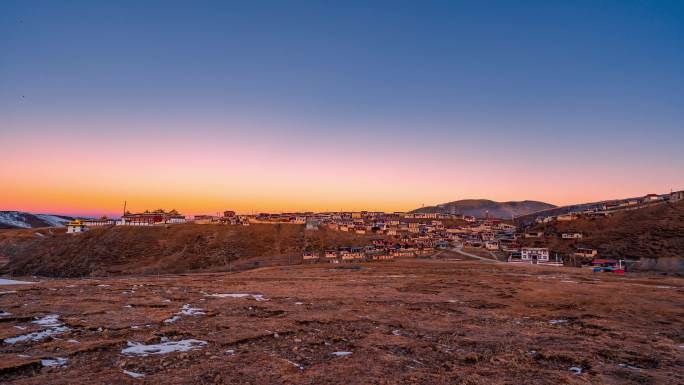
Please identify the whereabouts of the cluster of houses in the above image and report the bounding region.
[535,191,683,224]
[194,211,250,226]
[303,238,452,264]
[63,190,683,271]
[66,209,187,233]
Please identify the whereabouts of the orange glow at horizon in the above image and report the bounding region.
[2,128,681,217]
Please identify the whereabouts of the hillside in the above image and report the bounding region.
[513,195,661,225]
[411,199,555,219]
[0,223,379,277]
[522,201,684,270]
[0,211,73,229]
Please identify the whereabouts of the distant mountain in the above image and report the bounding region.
[410,199,556,219]
[0,211,74,229]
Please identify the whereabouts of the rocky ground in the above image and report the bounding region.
[0,259,682,384]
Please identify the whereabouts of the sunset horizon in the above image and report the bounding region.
[1,2,683,383]
[2,1,682,218]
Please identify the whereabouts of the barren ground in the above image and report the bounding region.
[1,259,682,384]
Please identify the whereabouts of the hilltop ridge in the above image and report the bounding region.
[411,199,556,219]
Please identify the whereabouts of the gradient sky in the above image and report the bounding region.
[1,0,683,217]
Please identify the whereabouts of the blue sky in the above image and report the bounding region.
[1,1,683,214]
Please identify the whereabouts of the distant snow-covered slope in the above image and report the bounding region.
[0,211,73,229]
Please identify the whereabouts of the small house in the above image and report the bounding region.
[302,251,319,261]
[66,220,87,234]
[561,232,582,239]
[574,248,598,258]
[485,241,499,250]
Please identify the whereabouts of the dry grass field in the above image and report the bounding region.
[0,260,682,384]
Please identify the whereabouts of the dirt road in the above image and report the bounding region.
[451,247,502,263]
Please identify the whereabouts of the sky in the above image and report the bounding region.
[1,0,683,217]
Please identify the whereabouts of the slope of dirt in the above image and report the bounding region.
[522,201,684,269]
[0,260,682,384]
[0,224,378,278]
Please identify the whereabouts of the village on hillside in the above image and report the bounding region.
[63,190,684,271]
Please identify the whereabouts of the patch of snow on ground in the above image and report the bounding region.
[569,366,583,375]
[548,319,568,325]
[0,279,34,285]
[4,326,70,344]
[33,314,61,327]
[4,314,70,344]
[331,351,352,357]
[121,339,207,356]
[41,357,68,367]
[207,293,268,301]
[123,370,145,378]
[179,304,205,316]
[163,304,205,324]
[0,310,11,317]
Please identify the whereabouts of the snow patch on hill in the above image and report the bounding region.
[0,211,73,229]
[0,212,31,228]
[34,214,70,227]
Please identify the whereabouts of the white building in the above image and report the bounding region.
[66,220,87,234]
[521,247,549,263]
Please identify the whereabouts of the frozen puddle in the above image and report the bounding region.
[164,304,205,324]
[4,315,70,344]
[121,339,207,356]
[206,293,268,301]
[123,370,145,378]
[41,357,68,367]
[0,279,34,285]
